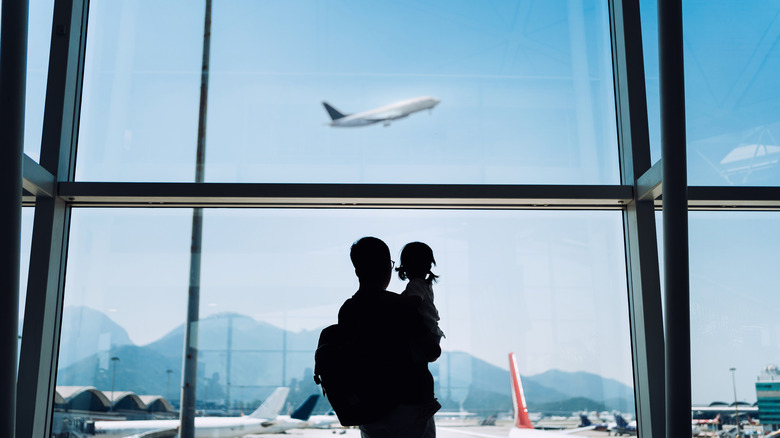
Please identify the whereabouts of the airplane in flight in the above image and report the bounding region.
[322,96,441,127]
[84,387,310,437]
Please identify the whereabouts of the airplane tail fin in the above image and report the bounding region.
[579,414,592,427]
[290,394,319,420]
[322,102,347,120]
[615,413,628,427]
[249,387,290,419]
[509,352,534,429]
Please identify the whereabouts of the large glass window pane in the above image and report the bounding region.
[75,0,204,182]
[689,212,780,435]
[76,1,619,185]
[18,208,35,370]
[642,0,780,185]
[684,2,780,186]
[57,208,633,432]
[639,0,661,165]
[25,0,55,162]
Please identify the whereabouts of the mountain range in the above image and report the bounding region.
[56,306,634,415]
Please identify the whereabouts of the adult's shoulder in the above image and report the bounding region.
[378,290,420,309]
[337,296,359,323]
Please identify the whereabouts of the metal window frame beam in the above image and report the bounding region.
[637,159,663,201]
[16,0,87,437]
[55,182,634,209]
[1,0,29,435]
[658,0,691,435]
[52,181,780,210]
[22,155,55,198]
[610,0,666,436]
[684,186,780,210]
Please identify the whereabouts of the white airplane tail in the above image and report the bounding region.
[249,387,290,419]
[509,352,535,430]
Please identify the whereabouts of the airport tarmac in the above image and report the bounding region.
[246,423,612,438]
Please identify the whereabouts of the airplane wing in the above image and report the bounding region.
[127,427,178,438]
[366,110,408,122]
[440,427,586,438]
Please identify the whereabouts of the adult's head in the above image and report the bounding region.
[350,237,393,289]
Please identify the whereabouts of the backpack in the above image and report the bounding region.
[313,323,396,426]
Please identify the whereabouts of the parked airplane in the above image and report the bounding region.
[253,394,320,434]
[447,353,595,438]
[578,414,609,431]
[612,413,637,436]
[322,96,440,127]
[299,409,341,429]
[85,387,290,438]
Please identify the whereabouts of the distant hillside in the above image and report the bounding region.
[56,310,634,414]
[58,344,181,397]
[58,306,134,369]
[534,397,606,415]
[530,369,634,404]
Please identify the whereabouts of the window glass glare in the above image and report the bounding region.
[18,208,35,370]
[684,2,780,186]
[25,0,55,162]
[76,1,619,184]
[639,0,660,164]
[689,212,780,413]
[59,208,634,421]
[642,0,780,185]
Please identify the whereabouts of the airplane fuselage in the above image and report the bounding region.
[93,416,272,438]
[328,96,440,127]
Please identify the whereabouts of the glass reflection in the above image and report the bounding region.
[689,212,780,434]
[641,0,780,185]
[58,208,633,428]
[18,208,35,371]
[25,0,55,162]
[76,1,618,184]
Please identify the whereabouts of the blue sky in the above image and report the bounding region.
[19,0,780,406]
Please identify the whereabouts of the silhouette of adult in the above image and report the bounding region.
[338,237,441,438]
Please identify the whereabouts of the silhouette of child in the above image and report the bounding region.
[396,242,445,340]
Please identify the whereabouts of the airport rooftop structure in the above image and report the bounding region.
[3,1,780,438]
[54,386,175,416]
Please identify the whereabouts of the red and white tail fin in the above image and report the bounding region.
[509,352,534,429]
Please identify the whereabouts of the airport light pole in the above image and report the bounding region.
[730,367,740,437]
[110,356,120,411]
[180,0,211,437]
[167,369,173,400]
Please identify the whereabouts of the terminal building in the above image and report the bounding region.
[51,386,175,437]
[757,365,780,433]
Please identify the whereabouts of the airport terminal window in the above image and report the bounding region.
[18,208,34,371]
[18,0,780,436]
[638,0,661,165]
[58,208,635,419]
[687,212,780,411]
[641,0,780,185]
[24,0,55,162]
[683,2,780,186]
[75,0,620,185]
